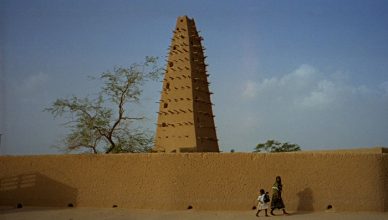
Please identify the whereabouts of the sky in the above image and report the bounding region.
[1,0,388,155]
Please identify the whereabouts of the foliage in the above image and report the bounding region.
[254,140,301,153]
[45,57,163,154]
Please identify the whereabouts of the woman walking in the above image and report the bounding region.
[270,176,289,215]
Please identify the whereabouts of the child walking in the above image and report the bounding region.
[256,189,270,217]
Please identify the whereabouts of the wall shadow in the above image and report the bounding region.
[383,154,388,212]
[0,172,77,208]
[179,147,197,153]
[296,187,314,213]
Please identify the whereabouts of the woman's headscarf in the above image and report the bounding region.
[273,176,283,192]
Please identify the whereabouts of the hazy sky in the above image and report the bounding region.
[1,0,388,154]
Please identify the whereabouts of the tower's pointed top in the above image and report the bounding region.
[177,15,191,20]
[176,15,195,25]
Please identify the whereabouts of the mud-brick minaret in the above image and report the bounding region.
[154,16,219,153]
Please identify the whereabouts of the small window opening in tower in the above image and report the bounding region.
[166,83,170,89]
[164,103,168,108]
[162,123,167,127]
[180,19,183,22]
[169,61,174,67]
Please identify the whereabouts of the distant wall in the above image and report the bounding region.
[0,149,386,212]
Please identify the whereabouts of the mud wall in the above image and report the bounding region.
[384,153,388,211]
[0,149,386,212]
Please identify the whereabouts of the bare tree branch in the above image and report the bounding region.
[45,57,163,154]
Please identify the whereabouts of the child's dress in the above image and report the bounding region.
[257,194,269,210]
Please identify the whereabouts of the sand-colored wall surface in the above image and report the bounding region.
[0,148,387,212]
[384,153,388,211]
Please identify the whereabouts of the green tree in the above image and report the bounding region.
[254,140,301,153]
[45,57,163,154]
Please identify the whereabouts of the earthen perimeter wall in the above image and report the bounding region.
[0,148,387,212]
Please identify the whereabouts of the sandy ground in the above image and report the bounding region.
[1,207,388,220]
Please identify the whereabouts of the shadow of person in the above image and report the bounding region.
[296,187,314,214]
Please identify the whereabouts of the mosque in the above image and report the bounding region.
[154,16,219,153]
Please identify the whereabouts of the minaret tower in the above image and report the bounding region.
[154,16,219,153]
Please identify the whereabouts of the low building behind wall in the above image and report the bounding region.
[0,148,387,212]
